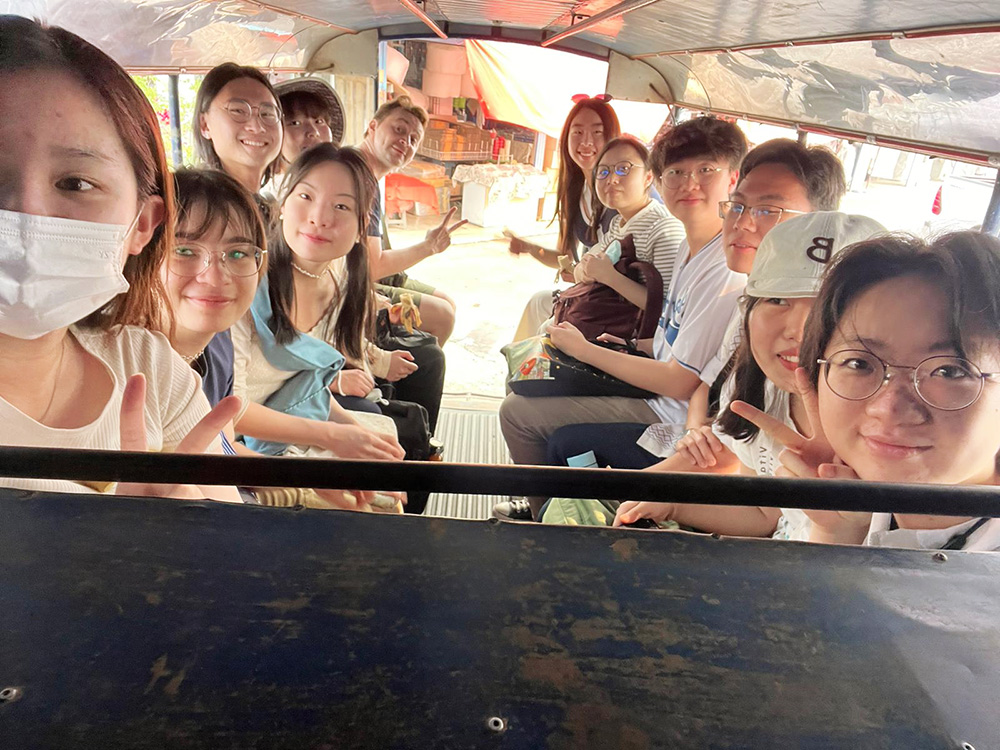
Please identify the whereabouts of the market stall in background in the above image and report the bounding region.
[382,39,671,229]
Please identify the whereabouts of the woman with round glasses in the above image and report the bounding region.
[193,63,283,197]
[160,169,267,408]
[573,135,683,299]
[733,231,1000,551]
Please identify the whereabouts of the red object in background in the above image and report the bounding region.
[492,134,505,160]
[385,173,443,217]
[932,185,943,215]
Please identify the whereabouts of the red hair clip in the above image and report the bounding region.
[571,93,613,104]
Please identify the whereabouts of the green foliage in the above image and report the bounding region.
[131,74,203,169]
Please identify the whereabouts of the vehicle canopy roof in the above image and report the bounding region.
[5,0,1000,163]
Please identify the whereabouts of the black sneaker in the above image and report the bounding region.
[492,498,533,521]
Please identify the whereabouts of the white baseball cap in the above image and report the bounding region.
[746,211,886,298]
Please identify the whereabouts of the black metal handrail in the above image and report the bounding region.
[1,446,999,517]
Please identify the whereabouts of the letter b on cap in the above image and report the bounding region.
[806,236,834,264]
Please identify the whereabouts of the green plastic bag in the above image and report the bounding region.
[541,497,683,529]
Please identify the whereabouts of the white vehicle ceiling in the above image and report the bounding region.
[3,0,999,161]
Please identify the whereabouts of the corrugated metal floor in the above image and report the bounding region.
[425,407,511,519]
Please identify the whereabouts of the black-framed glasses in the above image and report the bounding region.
[595,161,639,181]
[718,201,806,227]
[818,349,1000,411]
[220,99,281,127]
[662,166,723,189]
[169,244,266,278]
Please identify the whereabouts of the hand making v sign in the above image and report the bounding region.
[425,206,469,255]
[729,369,842,479]
[116,374,243,501]
[729,368,871,540]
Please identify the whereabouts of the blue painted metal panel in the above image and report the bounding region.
[0,490,997,747]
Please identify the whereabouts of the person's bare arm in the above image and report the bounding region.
[600,272,647,309]
[685,382,711,430]
[584,252,649,309]
[367,207,467,278]
[549,322,700,401]
[615,463,782,537]
[236,401,403,460]
[367,235,433,279]
[505,230,562,269]
[667,463,782,535]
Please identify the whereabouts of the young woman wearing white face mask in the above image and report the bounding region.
[0,16,240,501]
[734,232,1000,551]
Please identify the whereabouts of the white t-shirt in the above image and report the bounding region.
[0,326,221,495]
[713,377,811,541]
[642,234,746,426]
[590,200,686,292]
[701,306,743,388]
[865,515,1000,551]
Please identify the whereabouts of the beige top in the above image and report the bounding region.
[230,290,398,452]
[0,326,224,495]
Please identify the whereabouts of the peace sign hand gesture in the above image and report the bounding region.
[424,207,468,255]
[116,374,242,500]
[729,368,871,542]
[729,369,836,478]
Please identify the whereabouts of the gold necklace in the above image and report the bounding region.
[38,337,69,423]
[291,261,330,279]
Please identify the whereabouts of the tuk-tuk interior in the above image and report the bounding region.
[1,1,1000,747]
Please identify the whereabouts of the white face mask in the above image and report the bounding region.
[0,208,140,340]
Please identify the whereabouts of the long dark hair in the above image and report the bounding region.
[553,98,620,256]
[267,144,377,361]
[716,297,769,440]
[801,232,1000,389]
[193,62,282,188]
[589,135,651,240]
[0,16,173,332]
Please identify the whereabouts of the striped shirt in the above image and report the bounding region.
[590,200,686,290]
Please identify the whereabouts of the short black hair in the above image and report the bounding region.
[280,90,329,121]
[738,139,846,211]
[650,116,748,176]
[801,231,1000,389]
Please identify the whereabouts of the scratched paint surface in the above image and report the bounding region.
[0,491,998,748]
